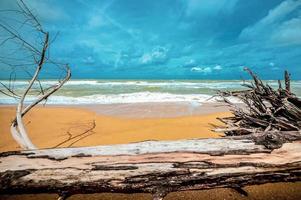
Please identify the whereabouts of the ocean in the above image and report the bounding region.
[0,80,301,105]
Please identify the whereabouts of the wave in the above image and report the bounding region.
[2,80,301,92]
[0,92,241,105]
[1,80,299,105]
[0,80,250,94]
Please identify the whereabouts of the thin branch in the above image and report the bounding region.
[1,0,72,150]
[215,68,301,149]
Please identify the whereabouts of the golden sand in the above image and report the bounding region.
[0,106,300,200]
[0,106,229,151]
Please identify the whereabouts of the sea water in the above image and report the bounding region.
[0,80,300,105]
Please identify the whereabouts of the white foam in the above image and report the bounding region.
[3,80,301,92]
[0,80,246,88]
[0,92,241,105]
[1,80,298,105]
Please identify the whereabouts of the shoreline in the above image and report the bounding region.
[0,102,231,118]
[78,102,231,118]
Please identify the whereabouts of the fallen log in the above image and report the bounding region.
[1,137,301,199]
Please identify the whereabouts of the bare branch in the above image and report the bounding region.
[0,0,71,150]
[215,68,301,149]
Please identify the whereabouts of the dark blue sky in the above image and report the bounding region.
[1,0,301,79]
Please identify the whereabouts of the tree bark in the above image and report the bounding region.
[1,137,300,197]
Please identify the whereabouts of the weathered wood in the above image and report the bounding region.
[217,68,301,149]
[1,138,301,197]
[285,70,291,92]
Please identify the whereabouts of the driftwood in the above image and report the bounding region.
[0,0,71,150]
[1,137,301,199]
[216,68,301,149]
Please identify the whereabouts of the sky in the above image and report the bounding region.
[0,0,301,79]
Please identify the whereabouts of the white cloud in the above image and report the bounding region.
[183,59,196,67]
[191,64,223,74]
[140,46,169,65]
[271,17,301,45]
[268,62,280,70]
[213,65,222,70]
[141,54,152,64]
[259,0,300,25]
[239,0,301,46]
[190,66,212,74]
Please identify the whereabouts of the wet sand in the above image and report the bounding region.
[78,102,231,118]
[0,103,300,200]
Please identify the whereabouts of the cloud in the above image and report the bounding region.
[140,46,169,65]
[191,67,212,74]
[182,59,196,68]
[190,64,223,74]
[1,0,301,79]
[270,16,301,45]
[213,65,223,70]
[268,62,281,71]
[239,0,301,46]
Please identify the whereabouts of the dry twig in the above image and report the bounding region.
[216,68,301,149]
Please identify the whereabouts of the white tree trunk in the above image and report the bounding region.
[1,138,300,198]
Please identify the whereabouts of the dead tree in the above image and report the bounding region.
[215,68,301,149]
[0,0,71,150]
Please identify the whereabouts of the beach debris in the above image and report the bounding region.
[216,68,301,149]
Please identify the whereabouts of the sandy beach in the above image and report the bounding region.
[0,103,229,151]
[1,103,301,200]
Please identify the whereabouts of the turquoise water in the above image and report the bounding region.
[0,80,300,104]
